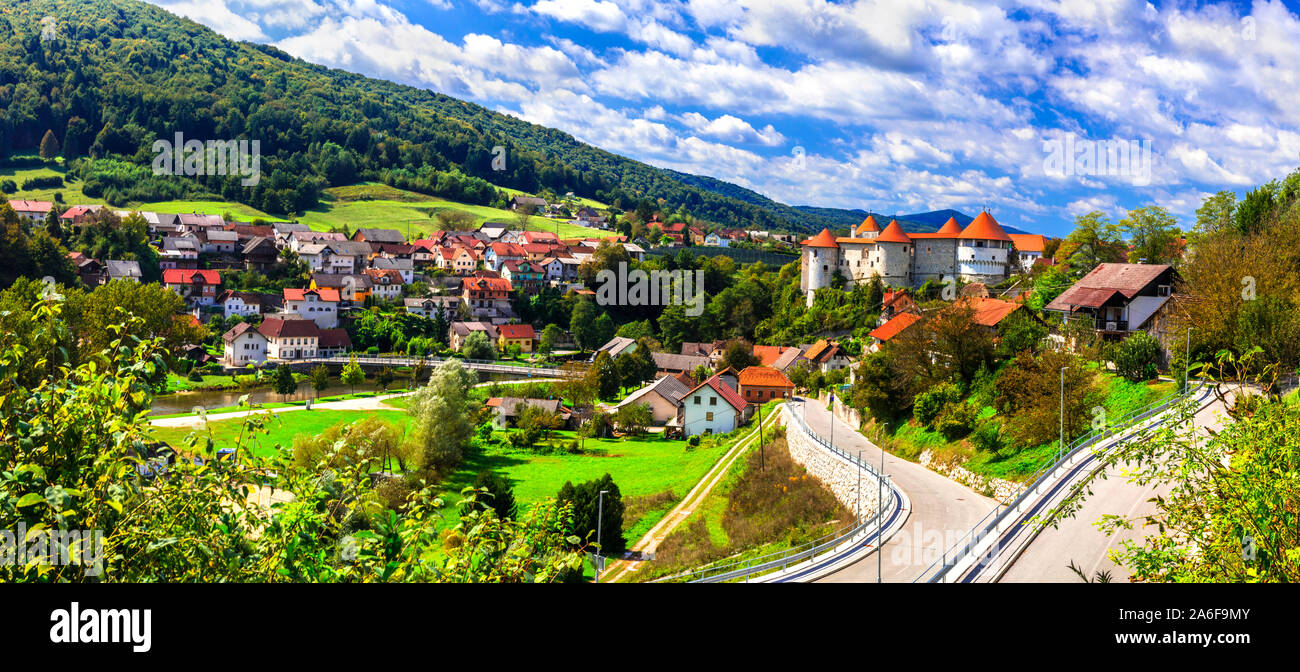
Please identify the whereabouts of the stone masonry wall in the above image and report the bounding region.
[780,405,880,519]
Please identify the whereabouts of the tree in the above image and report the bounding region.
[39,129,60,159]
[460,330,495,360]
[591,312,616,350]
[376,366,396,391]
[1119,205,1182,265]
[407,359,479,476]
[993,350,1101,450]
[539,323,563,356]
[1193,190,1237,237]
[612,402,653,435]
[570,299,600,351]
[310,364,330,398]
[462,470,517,520]
[340,355,365,394]
[996,310,1047,357]
[615,343,656,391]
[1059,211,1124,276]
[1113,331,1163,382]
[272,364,298,401]
[592,351,620,401]
[716,338,759,371]
[556,473,625,555]
[409,359,428,388]
[554,362,597,412]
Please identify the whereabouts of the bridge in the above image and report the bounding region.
[291,354,564,378]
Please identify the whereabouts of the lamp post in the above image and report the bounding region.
[595,489,609,583]
[1184,327,1194,394]
[1059,366,1069,463]
[877,449,884,584]
[856,450,863,525]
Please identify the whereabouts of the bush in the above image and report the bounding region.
[970,420,1004,452]
[933,401,976,441]
[1113,331,1162,382]
[913,383,962,426]
[186,368,204,383]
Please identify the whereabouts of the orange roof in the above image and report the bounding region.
[958,211,1013,242]
[752,345,797,367]
[284,287,340,302]
[738,366,793,388]
[485,397,503,407]
[497,324,536,340]
[936,217,963,235]
[874,220,912,244]
[800,228,839,248]
[869,313,921,342]
[1008,233,1046,253]
[856,214,881,235]
[956,296,1022,327]
[162,269,221,285]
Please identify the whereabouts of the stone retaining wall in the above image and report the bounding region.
[918,450,1021,502]
[780,405,880,519]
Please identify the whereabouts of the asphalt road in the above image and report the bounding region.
[792,398,999,583]
[995,389,1231,583]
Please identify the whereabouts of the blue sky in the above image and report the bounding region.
[146,0,1300,237]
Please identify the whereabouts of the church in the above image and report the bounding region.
[799,212,1018,306]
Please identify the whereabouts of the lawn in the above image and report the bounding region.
[150,409,407,458]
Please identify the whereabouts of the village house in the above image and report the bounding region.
[652,352,710,378]
[351,228,406,245]
[222,322,268,366]
[59,205,104,226]
[287,230,345,253]
[868,312,922,352]
[501,259,543,294]
[258,317,320,361]
[1045,263,1178,341]
[162,268,222,306]
[615,375,692,425]
[241,236,279,272]
[404,296,460,319]
[105,259,143,283]
[218,290,281,318]
[800,339,852,372]
[159,236,200,270]
[449,321,498,351]
[1008,234,1049,272]
[477,222,509,242]
[370,256,415,284]
[283,288,341,329]
[462,276,513,320]
[67,252,105,287]
[7,199,54,224]
[737,366,795,405]
[310,273,371,305]
[364,268,405,301]
[496,323,537,353]
[485,242,527,272]
[508,195,548,212]
[676,374,747,437]
[317,328,352,358]
[485,397,573,429]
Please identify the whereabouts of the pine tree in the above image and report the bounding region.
[39,129,60,160]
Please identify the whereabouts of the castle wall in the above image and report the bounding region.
[913,238,959,285]
[956,240,1009,283]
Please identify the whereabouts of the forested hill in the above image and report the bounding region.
[0,0,819,232]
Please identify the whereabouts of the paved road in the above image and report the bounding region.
[994,389,1231,582]
[793,398,998,583]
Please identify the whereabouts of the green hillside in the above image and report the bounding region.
[0,0,818,233]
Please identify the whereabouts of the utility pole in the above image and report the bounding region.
[757,402,765,472]
[595,489,608,583]
[1059,366,1069,463]
[1184,327,1194,394]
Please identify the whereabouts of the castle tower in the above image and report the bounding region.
[855,214,882,239]
[800,228,840,306]
[874,220,914,286]
[956,211,1012,283]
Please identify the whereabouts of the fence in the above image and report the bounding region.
[662,400,900,583]
[913,379,1207,583]
[305,354,563,377]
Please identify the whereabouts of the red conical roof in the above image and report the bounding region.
[801,228,840,248]
[936,217,962,236]
[875,219,912,244]
[857,214,881,235]
[958,211,1012,242]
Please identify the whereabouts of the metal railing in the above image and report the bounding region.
[664,401,901,583]
[306,353,563,376]
[913,379,1206,583]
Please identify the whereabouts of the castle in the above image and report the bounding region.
[799,212,1018,306]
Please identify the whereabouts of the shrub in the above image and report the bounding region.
[933,401,976,441]
[970,420,1004,452]
[913,383,962,426]
[1114,331,1162,382]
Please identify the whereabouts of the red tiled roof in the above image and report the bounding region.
[936,217,963,235]
[870,313,922,342]
[738,366,793,388]
[318,328,351,349]
[751,345,797,366]
[956,297,1023,327]
[7,200,54,213]
[363,268,403,284]
[497,324,536,340]
[687,374,747,412]
[489,242,526,257]
[465,276,513,293]
[958,211,1013,242]
[875,220,913,244]
[856,214,881,235]
[284,287,340,302]
[162,269,221,285]
[1007,233,1046,253]
[800,228,839,248]
[1044,263,1173,312]
[258,317,320,339]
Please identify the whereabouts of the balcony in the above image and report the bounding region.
[1095,318,1129,332]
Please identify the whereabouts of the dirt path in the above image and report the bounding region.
[600,406,786,583]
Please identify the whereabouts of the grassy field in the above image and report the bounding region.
[149,406,734,540]
[2,161,614,240]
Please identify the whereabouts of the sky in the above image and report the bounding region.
[143,0,1300,237]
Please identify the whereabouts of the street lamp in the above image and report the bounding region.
[1184,327,1194,394]
[595,489,609,583]
[1059,366,1069,463]
[856,450,863,525]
